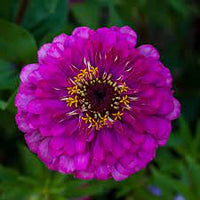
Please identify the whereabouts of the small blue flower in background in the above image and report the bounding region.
[147,185,162,197]
[174,194,186,200]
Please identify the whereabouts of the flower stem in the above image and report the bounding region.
[15,0,29,25]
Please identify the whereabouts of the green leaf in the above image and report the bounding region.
[18,144,49,181]
[44,0,59,13]
[179,116,192,140]
[0,0,12,20]
[0,59,17,112]
[0,0,21,22]
[0,165,19,182]
[5,89,17,113]
[178,163,190,186]
[0,19,37,63]
[0,100,7,110]
[193,120,200,156]
[21,0,68,40]
[168,0,189,18]
[61,179,116,198]
[71,0,100,29]
[167,132,183,148]
[152,167,195,200]
[175,116,193,154]
[185,156,200,197]
[0,165,35,200]
[0,89,17,112]
[0,59,17,90]
[154,148,179,173]
[108,3,124,26]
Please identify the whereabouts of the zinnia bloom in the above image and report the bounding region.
[15,26,180,181]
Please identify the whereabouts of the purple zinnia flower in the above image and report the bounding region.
[15,26,180,181]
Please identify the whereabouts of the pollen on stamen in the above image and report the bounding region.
[67,85,80,95]
[112,111,123,120]
[120,95,130,106]
[63,65,131,130]
[66,96,78,107]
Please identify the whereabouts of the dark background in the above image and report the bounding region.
[0,0,200,199]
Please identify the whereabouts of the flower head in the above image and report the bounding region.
[15,26,180,181]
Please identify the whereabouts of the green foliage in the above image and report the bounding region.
[0,59,18,112]
[0,145,117,200]
[21,0,68,40]
[151,118,200,200]
[71,0,101,28]
[0,19,37,64]
[0,0,12,20]
[0,0,200,199]
[0,59,17,91]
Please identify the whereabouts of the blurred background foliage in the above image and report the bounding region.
[0,0,200,199]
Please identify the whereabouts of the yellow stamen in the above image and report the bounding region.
[80,69,88,75]
[112,111,123,120]
[119,84,129,93]
[78,69,88,78]
[74,76,82,83]
[91,119,100,130]
[89,66,98,75]
[99,115,108,126]
[120,95,130,106]
[82,113,93,124]
[74,69,88,82]
[64,65,131,130]
[67,85,80,95]
[66,96,78,107]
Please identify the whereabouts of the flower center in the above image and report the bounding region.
[86,82,114,112]
[62,65,130,130]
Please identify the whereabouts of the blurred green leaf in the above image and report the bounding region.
[71,0,100,29]
[185,156,200,198]
[22,0,68,40]
[0,59,17,90]
[179,116,192,143]
[0,89,17,112]
[44,0,59,13]
[0,19,37,63]
[18,144,50,180]
[0,165,32,200]
[178,163,190,186]
[168,0,189,18]
[0,100,7,110]
[108,2,124,26]
[0,165,19,182]
[0,0,12,20]
[154,148,179,173]
[115,171,148,199]
[63,179,116,198]
[168,117,194,156]
[5,90,17,113]
[152,118,200,200]
[151,167,194,200]
[193,120,200,156]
